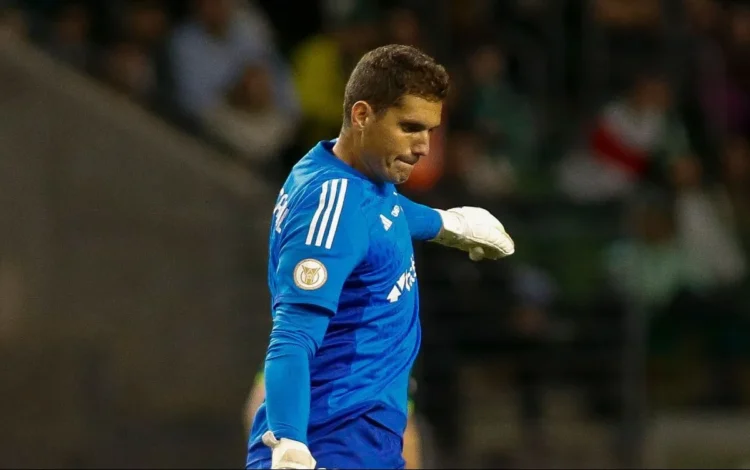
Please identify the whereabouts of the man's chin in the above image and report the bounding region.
[390,171,411,185]
[387,163,414,185]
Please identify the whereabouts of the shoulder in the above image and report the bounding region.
[287,165,370,214]
[279,170,372,242]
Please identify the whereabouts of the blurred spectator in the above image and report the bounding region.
[203,63,299,168]
[290,3,379,149]
[384,6,424,50]
[460,42,537,197]
[0,4,27,40]
[98,36,157,103]
[42,1,93,72]
[683,0,723,56]
[590,0,663,94]
[110,0,172,109]
[254,0,321,55]
[686,0,750,153]
[592,0,661,30]
[721,136,750,245]
[452,129,513,199]
[721,3,750,135]
[559,72,689,202]
[671,156,747,290]
[605,193,692,328]
[680,0,726,172]
[168,0,298,128]
[511,264,558,341]
[122,0,169,50]
[446,0,497,59]
[605,189,747,407]
[506,263,558,467]
[606,172,746,313]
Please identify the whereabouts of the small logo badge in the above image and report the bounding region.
[293,259,327,290]
[380,214,393,231]
[391,205,401,217]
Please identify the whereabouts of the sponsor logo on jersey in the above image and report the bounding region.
[387,256,417,303]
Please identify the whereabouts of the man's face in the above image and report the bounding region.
[358,95,443,184]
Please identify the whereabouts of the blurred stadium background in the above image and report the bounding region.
[1,0,750,467]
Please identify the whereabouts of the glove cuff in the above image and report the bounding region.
[432,209,464,243]
[263,431,316,469]
[263,431,310,452]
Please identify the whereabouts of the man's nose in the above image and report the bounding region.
[412,133,430,157]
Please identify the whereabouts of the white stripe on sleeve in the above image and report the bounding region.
[305,180,328,246]
[325,179,348,249]
[314,179,339,247]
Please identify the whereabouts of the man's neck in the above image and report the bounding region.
[332,129,350,159]
[332,129,364,174]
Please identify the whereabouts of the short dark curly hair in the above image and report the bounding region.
[342,44,450,126]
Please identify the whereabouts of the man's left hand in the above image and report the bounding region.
[431,207,515,261]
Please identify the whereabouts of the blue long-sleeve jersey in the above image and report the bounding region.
[247,139,441,459]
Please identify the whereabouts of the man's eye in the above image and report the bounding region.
[401,123,422,133]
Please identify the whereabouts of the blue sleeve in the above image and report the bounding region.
[264,303,330,444]
[399,195,443,241]
[274,178,369,313]
[265,177,368,443]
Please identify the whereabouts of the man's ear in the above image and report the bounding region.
[351,101,372,131]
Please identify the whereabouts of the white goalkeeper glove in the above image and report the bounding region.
[262,431,316,469]
[432,207,515,261]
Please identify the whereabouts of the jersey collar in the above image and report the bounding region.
[313,139,363,177]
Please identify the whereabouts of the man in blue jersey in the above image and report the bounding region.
[247,44,515,469]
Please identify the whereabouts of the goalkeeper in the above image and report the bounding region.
[247,44,514,470]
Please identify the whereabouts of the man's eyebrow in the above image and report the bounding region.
[400,120,439,130]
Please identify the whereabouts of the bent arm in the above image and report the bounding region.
[399,196,443,241]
